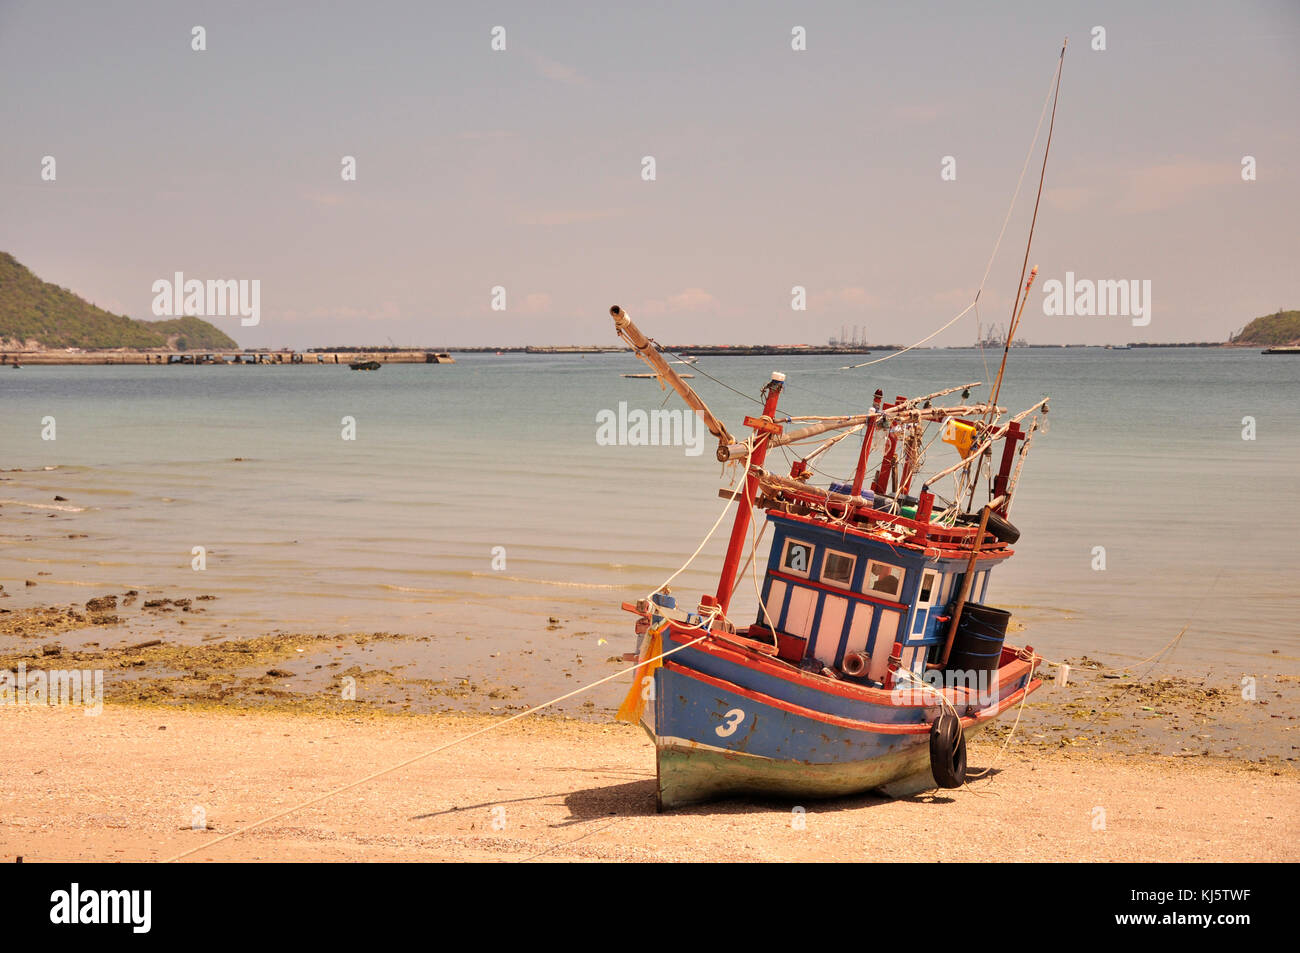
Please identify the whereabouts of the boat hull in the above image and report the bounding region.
[655,728,945,811]
[644,636,1038,811]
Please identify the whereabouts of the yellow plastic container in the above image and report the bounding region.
[942,419,976,457]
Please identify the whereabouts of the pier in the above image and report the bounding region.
[4,349,455,366]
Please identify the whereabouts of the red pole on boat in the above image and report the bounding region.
[849,389,884,499]
[713,372,785,617]
[870,397,905,495]
[911,490,935,547]
[991,421,1023,515]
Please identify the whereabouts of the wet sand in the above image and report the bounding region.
[3,596,1298,763]
[1,704,1295,862]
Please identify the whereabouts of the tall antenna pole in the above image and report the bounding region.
[967,39,1067,512]
[988,37,1067,414]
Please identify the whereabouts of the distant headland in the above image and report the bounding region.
[1227,310,1300,348]
[1,252,236,352]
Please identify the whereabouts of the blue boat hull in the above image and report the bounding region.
[644,639,1038,810]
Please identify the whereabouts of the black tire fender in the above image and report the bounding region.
[929,710,967,788]
[984,511,1021,544]
[956,509,1021,544]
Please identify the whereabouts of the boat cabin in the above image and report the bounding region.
[756,512,994,684]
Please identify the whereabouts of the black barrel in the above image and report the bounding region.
[946,602,1011,675]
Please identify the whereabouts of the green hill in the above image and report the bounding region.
[1229,310,1300,347]
[0,252,238,350]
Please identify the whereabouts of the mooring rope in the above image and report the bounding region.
[166,437,782,862]
[964,661,1036,783]
[162,632,710,862]
[965,583,1208,787]
[649,434,758,602]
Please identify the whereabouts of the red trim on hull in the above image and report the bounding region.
[666,623,1038,709]
[666,660,1040,734]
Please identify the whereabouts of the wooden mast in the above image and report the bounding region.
[609,304,783,623]
[610,306,733,453]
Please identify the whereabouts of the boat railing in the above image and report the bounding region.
[758,473,1010,554]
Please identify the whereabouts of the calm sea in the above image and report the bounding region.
[2,347,1297,705]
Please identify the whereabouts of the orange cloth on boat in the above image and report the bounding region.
[616,619,667,723]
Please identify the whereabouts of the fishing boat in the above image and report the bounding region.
[610,41,1069,811]
[349,360,382,371]
[610,306,1049,810]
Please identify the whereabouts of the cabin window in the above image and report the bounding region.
[822,549,856,588]
[780,538,814,578]
[912,568,942,637]
[864,560,903,600]
[917,569,939,605]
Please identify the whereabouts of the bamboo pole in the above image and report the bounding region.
[721,402,1003,461]
[610,306,733,450]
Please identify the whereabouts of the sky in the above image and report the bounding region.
[1,0,1297,348]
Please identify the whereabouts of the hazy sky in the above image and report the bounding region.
[2,0,1296,348]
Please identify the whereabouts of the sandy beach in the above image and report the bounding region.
[2,703,1296,863]
[1,591,1297,862]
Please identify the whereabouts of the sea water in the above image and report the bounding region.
[1,347,1296,707]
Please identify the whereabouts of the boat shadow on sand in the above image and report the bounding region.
[409,767,1004,826]
[552,773,996,820]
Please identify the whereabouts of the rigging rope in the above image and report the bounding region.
[989,39,1068,411]
[842,46,1066,371]
[166,436,794,861]
[163,633,710,862]
[648,433,760,602]
[654,344,763,405]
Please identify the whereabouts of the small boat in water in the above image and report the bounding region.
[349,360,382,371]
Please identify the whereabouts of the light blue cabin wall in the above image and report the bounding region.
[761,515,928,671]
[759,512,1004,677]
